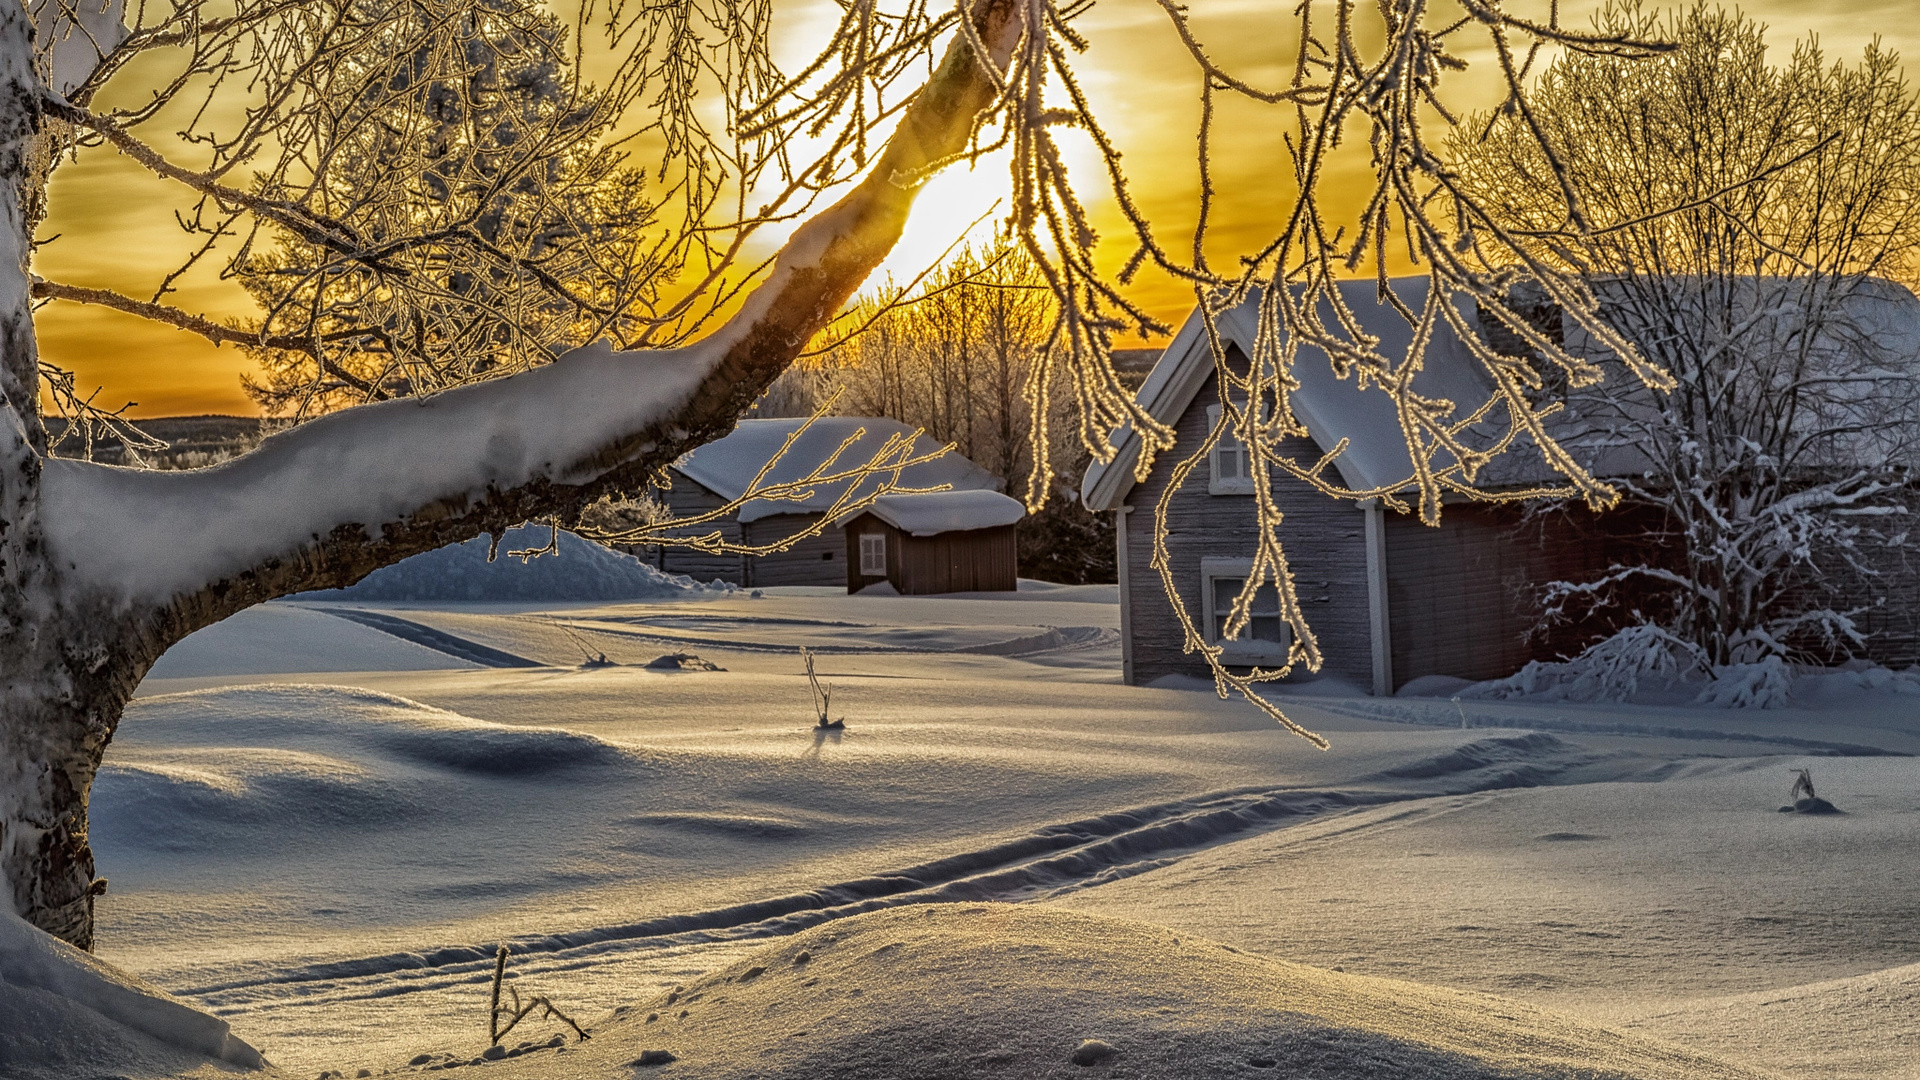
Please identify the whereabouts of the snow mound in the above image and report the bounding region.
[297,525,734,601]
[1373,733,1586,789]
[122,684,633,775]
[97,685,640,860]
[1692,656,1794,709]
[1466,625,1703,705]
[0,909,264,1076]
[94,749,405,851]
[468,904,1768,1080]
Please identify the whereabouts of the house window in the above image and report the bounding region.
[1200,557,1288,663]
[859,532,887,576]
[1206,404,1256,495]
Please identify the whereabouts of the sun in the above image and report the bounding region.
[871,150,1014,287]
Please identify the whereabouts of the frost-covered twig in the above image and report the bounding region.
[577,394,955,559]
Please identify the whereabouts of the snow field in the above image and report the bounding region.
[473,904,1773,1080]
[47,589,1920,1078]
[1056,754,1920,1079]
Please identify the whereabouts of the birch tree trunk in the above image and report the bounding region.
[0,0,1025,949]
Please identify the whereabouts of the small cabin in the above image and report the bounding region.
[842,490,1024,594]
[632,417,1017,589]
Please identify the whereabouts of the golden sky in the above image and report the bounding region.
[33,0,1920,417]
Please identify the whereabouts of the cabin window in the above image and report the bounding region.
[1206,404,1256,495]
[1199,557,1288,662]
[859,532,887,576]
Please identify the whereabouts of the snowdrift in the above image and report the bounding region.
[296,525,733,602]
[0,909,264,1077]
[466,904,1768,1080]
[94,685,643,864]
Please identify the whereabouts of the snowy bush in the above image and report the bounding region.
[1468,624,1708,704]
[1453,7,1920,673]
[1468,625,1810,709]
[1693,656,1795,709]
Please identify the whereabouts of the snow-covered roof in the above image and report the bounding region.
[1083,276,1920,513]
[1082,278,1512,512]
[674,417,1003,523]
[862,490,1026,536]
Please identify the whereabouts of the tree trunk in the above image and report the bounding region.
[1,0,1027,948]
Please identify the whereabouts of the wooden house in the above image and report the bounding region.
[841,490,1024,594]
[1081,279,1685,693]
[1084,278,1920,692]
[635,417,1020,590]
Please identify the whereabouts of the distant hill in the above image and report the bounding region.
[45,414,262,469]
[1110,348,1163,390]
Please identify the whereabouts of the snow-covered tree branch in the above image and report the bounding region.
[1,0,1027,949]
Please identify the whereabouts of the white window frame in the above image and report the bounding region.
[1206,404,1256,495]
[1199,556,1289,663]
[858,532,888,576]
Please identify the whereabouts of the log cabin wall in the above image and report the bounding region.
[1120,366,1373,688]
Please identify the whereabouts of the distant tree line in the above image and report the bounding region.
[757,238,1152,584]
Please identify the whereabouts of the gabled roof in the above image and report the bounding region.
[864,490,1026,536]
[674,417,1004,523]
[1081,278,1506,512]
[1081,275,1920,514]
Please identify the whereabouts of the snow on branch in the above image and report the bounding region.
[32,0,1033,620]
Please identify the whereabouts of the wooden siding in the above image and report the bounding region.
[621,475,845,587]
[843,515,1018,594]
[1384,505,1533,685]
[1383,501,1672,687]
[625,478,743,584]
[742,513,846,587]
[1774,486,1920,667]
[1121,364,1373,688]
[1838,538,1920,668]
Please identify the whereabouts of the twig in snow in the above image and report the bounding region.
[489,945,589,1046]
[802,647,844,729]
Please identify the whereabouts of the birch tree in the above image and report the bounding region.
[1450,3,1920,673]
[4,0,1679,950]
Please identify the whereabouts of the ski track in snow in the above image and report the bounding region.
[317,609,543,668]
[109,594,1920,1078]
[312,606,1120,663]
[174,732,1608,1017]
[551,615,1120,657]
